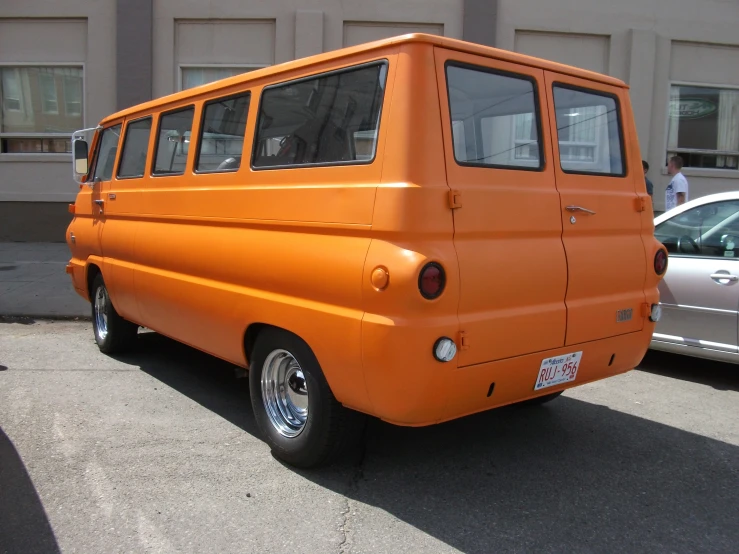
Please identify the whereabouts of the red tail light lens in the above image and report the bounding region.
[654,249,668,275]
[419,262,445,299]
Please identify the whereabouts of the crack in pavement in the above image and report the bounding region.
[338,418,370,554]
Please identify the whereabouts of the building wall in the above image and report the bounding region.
[497,0,739,211]
[0,0,737,240]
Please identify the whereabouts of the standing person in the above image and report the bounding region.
[642,160,653,198]
[665,155,689,211]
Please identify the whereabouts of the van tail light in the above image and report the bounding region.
[654,249,668,275]
[419,262,445,299]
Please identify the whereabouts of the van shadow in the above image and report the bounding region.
[639,349,739,392]
[0,427,61,554]
[120,332,739,553]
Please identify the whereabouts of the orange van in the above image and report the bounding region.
[66,34,667,467]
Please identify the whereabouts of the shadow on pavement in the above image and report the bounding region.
[0,316,37,325]
[639,349,739,392]
[121,332,738,553]
[0,428,60,554]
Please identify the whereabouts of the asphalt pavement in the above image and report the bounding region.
[0,243,88,319]
[0,320,737,553]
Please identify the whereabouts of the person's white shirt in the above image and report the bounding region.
[665,172,689,211]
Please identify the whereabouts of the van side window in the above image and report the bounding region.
[117,117,152,179]
[196,93,250,172]
[153,107,195,176]
[552,85,624,176]
[252,62,387,169]
[446,64,542,170]
[92,125,122,182]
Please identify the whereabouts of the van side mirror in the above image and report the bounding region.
[73,139,89,182]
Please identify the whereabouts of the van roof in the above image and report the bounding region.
[102,33,627,124]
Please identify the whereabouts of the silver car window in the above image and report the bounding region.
[655,200,739,257]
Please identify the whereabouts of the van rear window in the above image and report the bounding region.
[252,62,387,169]
[552,85,624,176]
[446,64,543,170]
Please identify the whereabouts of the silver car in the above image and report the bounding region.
[652,191,739,363]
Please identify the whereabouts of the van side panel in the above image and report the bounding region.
[130,51,401,414]
[360,43,459,424]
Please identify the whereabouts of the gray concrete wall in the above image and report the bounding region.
[497,0,739,211]
[1,0,738,239]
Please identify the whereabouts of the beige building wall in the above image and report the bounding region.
[152,0,463,97]
[497,0,739,211]
[0,1,117,203]
[0,0,738,238]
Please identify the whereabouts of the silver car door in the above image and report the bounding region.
[654,199,739,353]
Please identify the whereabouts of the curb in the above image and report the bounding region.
[0,314,91,323]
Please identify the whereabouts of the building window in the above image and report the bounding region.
[39,72,58,114]
[180,66,261,91]
[667,84,739,170]
[0,66,84,154]
[63,75,82,116]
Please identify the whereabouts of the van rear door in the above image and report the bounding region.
[543,72,646,345]
[434,48,567,366]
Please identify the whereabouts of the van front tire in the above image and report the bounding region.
[249,328,362,468]
[91,274,138,354]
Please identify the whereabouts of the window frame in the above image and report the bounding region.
[552,82,627,178]
[39,72,59,114]
[444,60,545,173]
[150,104,196,177]
[665,80,739,172]
[194,91,251,175]
[250,59,389,171]
[0,63,86,156]
[116,116,153,180]
[178,64,267,92]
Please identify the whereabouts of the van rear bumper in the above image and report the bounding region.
[361,325,653,427]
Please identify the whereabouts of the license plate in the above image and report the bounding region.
[534,351,582,390]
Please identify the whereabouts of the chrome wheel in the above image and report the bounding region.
[94,286,109,341]
[261,349,309,438]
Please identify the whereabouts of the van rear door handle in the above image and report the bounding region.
[710,273,738,282]
[566,205,596,215]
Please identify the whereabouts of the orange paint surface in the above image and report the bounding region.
[67,34,664,425]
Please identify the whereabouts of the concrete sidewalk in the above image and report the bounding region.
[0,243,89,318]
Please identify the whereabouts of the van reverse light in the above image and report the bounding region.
[654,249,668,275]
[419,262,445,299]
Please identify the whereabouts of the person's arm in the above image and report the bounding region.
[675,175,688,205]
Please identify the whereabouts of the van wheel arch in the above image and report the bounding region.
[86,263,102,300]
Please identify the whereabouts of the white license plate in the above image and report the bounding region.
[534,351,582,390]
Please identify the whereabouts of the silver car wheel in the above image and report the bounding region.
[261,349,309,438]
[94,286,109,341]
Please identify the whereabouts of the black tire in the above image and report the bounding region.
[519,390,564,406]
[249,328,362,468]
[90,273,138,354]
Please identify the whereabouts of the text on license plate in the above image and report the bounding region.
[534,351,582,390]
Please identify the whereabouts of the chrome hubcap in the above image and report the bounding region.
[261,349,309,438]
[94,286,109,341]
